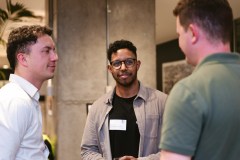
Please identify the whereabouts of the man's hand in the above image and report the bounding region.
[160,150,191,160]
[119,155,137,160]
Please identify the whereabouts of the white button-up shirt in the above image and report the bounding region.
[0,74,49,160]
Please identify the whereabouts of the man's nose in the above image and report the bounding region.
[120,61,127,70]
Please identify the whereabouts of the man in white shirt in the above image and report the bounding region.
[0,25,58,160]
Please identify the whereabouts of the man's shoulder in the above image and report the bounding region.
[0,82,25,98]
[0,82,32,108]
[0,83,34,118]
[140,84,168,99]
[94,91,112,103]
[90,91,112,110]
[85,92,112,119]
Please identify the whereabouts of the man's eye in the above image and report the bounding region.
[125,60,132,65]
[43,49,50,53]
[126,60,134,65]
[113,61,121,66]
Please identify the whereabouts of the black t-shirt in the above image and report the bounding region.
[109,93,140,159]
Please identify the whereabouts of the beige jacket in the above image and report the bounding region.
[81,82,167,160]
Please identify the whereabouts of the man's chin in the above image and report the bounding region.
[46,74,55,80]
[117,80,134,87]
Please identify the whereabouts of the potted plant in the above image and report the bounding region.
[0,0,41,47]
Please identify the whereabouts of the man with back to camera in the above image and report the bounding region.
[81,40,167,160]
[159,0,240,160]
[0,25,58,159]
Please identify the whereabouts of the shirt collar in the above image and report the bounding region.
[136,82,147,101]
[9,74,40,101]
[194,52,240,73]
[104,81,147,105]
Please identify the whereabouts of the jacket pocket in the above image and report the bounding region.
[145,115,160,138]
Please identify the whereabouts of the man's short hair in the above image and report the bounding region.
[173,0,233,44]
[107,40,137,62]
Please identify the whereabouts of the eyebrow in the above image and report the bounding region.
[42,46,55,50]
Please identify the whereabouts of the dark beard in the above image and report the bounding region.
[113,71,137,88]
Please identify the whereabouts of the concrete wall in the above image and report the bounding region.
[55,0,155,159]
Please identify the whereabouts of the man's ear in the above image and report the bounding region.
[136,60,141,71]
[189,24,199,44]
[16,53,28,67]
[107,64,113,73]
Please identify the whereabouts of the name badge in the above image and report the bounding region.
[109,119,127,131]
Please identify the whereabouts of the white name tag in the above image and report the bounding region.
[109,119,127,131]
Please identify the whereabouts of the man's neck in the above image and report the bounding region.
[115,81,139,98]
[195,41,231,66]
[14,69,42,90]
